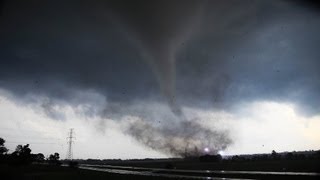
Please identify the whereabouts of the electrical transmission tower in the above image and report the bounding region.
[66,128,75,160]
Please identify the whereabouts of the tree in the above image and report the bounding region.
[0,137,9,163]
[34,153,45,162]
[316,150,320,159]
[13,144,32,156]
[285,152,294,160]
[49,152,60,161]
[199,154,222,162]
[48,152,61,165]
[0,137,8,155]
[271,150,280,160]
[11,144,33,165]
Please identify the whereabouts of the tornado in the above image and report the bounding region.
[107,0,205,116]
[106,0,232,156]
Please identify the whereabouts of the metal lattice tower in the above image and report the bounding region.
[66,128,75,160]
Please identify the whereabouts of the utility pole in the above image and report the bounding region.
[66,128,75,160]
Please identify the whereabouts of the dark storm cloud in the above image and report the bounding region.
[174,0,320,116]
[0,0,320,155]
[0,0,158,102]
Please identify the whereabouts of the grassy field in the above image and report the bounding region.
[0,164,169,180]
[1,159,319,180]
[104,159,320,172]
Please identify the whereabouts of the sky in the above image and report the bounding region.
[0,0,320,159]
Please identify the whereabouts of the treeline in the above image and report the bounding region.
[75,158,181,164]
[62,149,320,165]
[199,150,320,163]
[0,137,61,166]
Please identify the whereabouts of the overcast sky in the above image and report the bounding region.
[0,0,320,159]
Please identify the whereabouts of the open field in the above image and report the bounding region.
[0,164,170,180]
[80,164,320,180]
[86,159,320,172]
[1,159,320,180]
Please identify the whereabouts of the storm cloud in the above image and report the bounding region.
[0,0,320,156]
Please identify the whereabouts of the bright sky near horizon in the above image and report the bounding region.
[1,90,319,159]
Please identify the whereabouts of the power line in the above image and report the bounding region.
[5,141,60,145]
[66,128,75,160]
